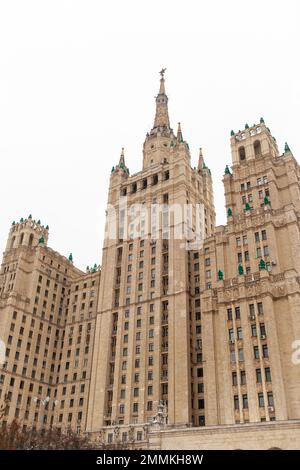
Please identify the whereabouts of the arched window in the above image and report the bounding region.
[19,233,24,245]
[10,236,16,249]
[29,234,34,246]
[239,146,246,161]
[254,140,262,157]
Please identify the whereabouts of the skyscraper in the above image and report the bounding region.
[1,72,300,449]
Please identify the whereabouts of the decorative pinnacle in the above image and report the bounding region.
[177,122,183,143]
[198,148,204,170]
[119,147,125,166]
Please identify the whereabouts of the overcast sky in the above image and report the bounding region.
[0,0,299,271]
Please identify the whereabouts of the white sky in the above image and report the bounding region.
[0,0,299,270]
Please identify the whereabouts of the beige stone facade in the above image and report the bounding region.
[1,72,300,449]
[0,218,100,432]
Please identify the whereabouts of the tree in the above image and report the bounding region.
[0,420,139,450]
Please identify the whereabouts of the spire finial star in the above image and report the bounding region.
[160,68,166,78]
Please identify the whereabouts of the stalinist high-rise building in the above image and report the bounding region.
[1,71,300,449]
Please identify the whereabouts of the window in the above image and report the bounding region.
[258,393,264,408]
[256,368,262,383]
[254,346,259,359]
[235,307,240,319]
[251,324,257,337]
[242,394,248,409]
[227,308,233,320]
[228,328,234,342]
[119,404,125,414]
[237,327,243,340]
[238,348,244,362]
[133,403,139,413]
[262,345,269,358]
[232,372,237,386]
[265,367,271,382]
[198,399,205,409]
[230,350,236,363]
[199,416,205,427]
[254,140,262,157]
[255,232,260,242]
[240,370,246,385]
[256,247,262,258]
[257,302,264,315]
[267,392,274,407]
[260,323,266,337]
[239,147,246,161]
[263,246,269,256]
[234,395,239,410]
[261,230,267,241]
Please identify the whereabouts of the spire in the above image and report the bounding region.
[177,122,183,143]
[119,147,125,167]
[198,148,204,170]
[112,147,129,176]
[153,68,170,131]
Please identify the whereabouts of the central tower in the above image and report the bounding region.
[87,72,215,435]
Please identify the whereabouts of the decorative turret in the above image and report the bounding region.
[111,148,129,177]
[68,253,73,263]
[6,217,49,251]
[230,118,279,165]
